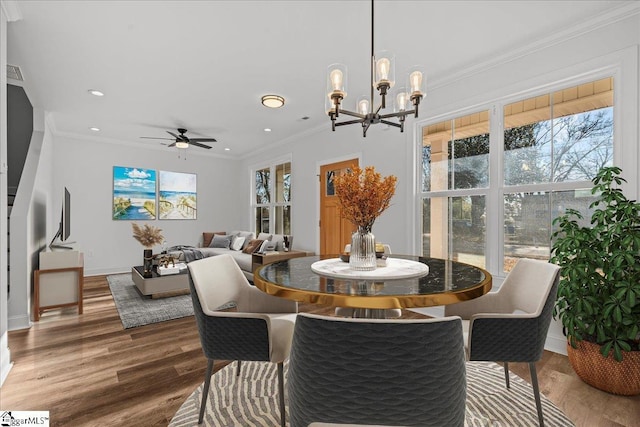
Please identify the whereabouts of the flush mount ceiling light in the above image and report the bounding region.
[261,95,285,108]
[325,0,425,137]
[88,89,104,97]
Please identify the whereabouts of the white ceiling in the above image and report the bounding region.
[6,0,630,158]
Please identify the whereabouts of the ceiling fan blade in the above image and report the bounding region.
[189,138,217,142]
[167,142,177,148]
[167,131,180,139]
[190,141,212,149]
[140,136,175,140]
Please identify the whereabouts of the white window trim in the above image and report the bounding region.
[417,67,624,280]
[250,154,293,234]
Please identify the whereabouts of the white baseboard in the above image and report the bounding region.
[1,331,13,387]
[84,267,130,277]
[8,314,31,331]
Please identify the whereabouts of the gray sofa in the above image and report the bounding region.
[170,230,292,281]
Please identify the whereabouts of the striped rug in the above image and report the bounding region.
[170,360,574,427]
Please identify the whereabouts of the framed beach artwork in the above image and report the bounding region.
[159,170,197,220]
[112,166,157,220]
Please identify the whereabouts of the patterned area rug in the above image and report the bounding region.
[170,360,575,427]
[107,273,194,329]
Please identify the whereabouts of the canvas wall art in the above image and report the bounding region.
[159,170,197,220]
[113,166,157,220]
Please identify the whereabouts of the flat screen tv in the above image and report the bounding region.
[49,187,73,249]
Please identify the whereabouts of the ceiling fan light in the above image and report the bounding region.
[261,95,285,108]
[175,141,189,149]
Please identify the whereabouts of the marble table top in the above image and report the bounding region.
[311,257,429,280]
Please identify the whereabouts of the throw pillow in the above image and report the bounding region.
[271,234,285,251]
[230,231,256,250]
[257,232,272,241]
[202,231,226,248]
[242,239,264,254]
[210,234,232,249]
[258,240,271,253]
[230,236,245,251]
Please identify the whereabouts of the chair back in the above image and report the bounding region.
[468,259,560,362]
[288,314,466,427]
[188,255,271,361]
[501,258,560,315]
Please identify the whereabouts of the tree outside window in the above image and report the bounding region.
[421,77,614,272]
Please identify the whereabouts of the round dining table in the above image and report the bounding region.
[254,254,492,318]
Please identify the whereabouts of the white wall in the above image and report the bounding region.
[239,125,415,256]
[51,134,244,275]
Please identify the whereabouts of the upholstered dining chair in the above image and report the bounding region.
[187,254,297,427]
[335,244,401,318]
[444,258,561,427]
[288,313,466,427]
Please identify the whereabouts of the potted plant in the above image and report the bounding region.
[550,166,640,395]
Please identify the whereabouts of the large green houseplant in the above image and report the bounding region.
[551,166,640,395]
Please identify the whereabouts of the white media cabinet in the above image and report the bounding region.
[34,249,84,321]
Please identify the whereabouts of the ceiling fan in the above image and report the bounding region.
[140,128,216,149]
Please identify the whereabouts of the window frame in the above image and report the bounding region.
[417,71,620,277]
[250,154,293,235]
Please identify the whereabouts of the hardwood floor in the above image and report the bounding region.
[1,275,638,426]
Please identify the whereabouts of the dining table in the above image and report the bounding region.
[254,254,492,318]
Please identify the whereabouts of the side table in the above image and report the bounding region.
[251,250,310,273]
[34,250,84,321]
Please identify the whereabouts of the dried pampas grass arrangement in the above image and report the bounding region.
[132,223,165,248]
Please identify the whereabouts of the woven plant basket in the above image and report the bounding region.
[567,340,640,396]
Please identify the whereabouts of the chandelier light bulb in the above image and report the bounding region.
[396,90,408,111]
[376,57,391,82]
[410,70,423,95]
[330,69,344,91]
[358,98,370,115]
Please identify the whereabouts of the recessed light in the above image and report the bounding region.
[261,95,285,108]
[88,89,104,97]
[224,148,231,151]
[89,127,100,132]
[264,128,272,132]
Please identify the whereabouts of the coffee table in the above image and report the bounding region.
[131,265,189,298]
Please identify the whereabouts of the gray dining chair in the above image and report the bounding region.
[288,313,466,427]
[335,244,401,318]
[187,254,297,427]
[444,258,561,427]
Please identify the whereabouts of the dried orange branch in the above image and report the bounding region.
[333,165,397,230]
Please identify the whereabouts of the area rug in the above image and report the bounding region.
[107,273,194,329]
[169,361,575,427]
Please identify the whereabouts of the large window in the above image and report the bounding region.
[421,77,614,272]
[253,160,291,235]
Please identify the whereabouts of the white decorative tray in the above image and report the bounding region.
[311,258,429,280]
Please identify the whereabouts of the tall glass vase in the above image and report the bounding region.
[349,226,376,271]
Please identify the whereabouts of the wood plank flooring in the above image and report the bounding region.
[1,275,638,426]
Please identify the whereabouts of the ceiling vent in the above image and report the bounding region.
[7,64,23,81]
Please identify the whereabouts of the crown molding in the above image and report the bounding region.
[1,1,22,22]
[430,1,640,91]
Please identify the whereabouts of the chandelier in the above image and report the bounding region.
[326,0,425,137]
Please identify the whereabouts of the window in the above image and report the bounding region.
[421,77,614,272]
[421,111,490,268]
[253,160,291,235]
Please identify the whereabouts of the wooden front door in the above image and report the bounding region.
[319,159,358,255]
